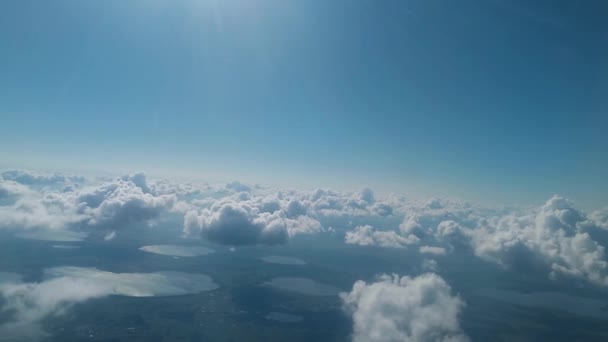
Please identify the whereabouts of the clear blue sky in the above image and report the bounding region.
[1,0,607,208]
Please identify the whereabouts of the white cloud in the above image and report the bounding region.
[342,196,608,288]
[184,202,288,245]
[75,175,176,228]
[184,195,322,245]
[120,172,200,197]
[341,273,468,342]
[0,172,177,239]
[345,225,419,248]
[306,188,395,218]
[591,207,608,230]
[470,196,608,286]
[5,169,608,291]
[179,182,401,246]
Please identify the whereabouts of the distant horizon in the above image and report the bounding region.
[0,164,604,213]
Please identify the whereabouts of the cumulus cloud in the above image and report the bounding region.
[5,168,608,291]
[341,273,468,342]
[184,200,322,245]
[0,172,178,239]
[0,267,218,340]
[3,169,365,245]
[344,194,608,288]
[591,208,608,230]
[397,199,479,245]
[120,172,200,197]
[345,225,418,248]
[341,198,487,256]
[306,188,395,218]
[470,196,608,286]
[181,187,399,247]
[76,176,176,228]
[184,203,287,245]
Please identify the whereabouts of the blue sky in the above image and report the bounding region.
[0,0,606,208]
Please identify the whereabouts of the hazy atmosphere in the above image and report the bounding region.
[1,0,607,341]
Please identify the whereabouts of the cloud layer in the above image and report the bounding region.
[344,195,608,288]
[3,168,608,291]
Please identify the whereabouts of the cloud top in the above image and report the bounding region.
[341,273,468,342]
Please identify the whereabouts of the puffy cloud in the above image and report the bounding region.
[339,198,478,256]
[345,225,419,248]
[341,273,468,342]
[120,172,200,197]
[286,199,308,218]
[76,176,176,228]
[591,207,608,230]
[178,184,377,246]
[0,172,178,238]
[185,203,288,245]
[3,170,355,245]
[120,172,152,193]
[184,201,321,245]
[6,168,608,291]
[341,198,486,254]
[295,187,397,219]
[397,199,479,241]
[470,196,608,286]
[371,202,394,216]
[0,267,217,341]
[343,195,608,288]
